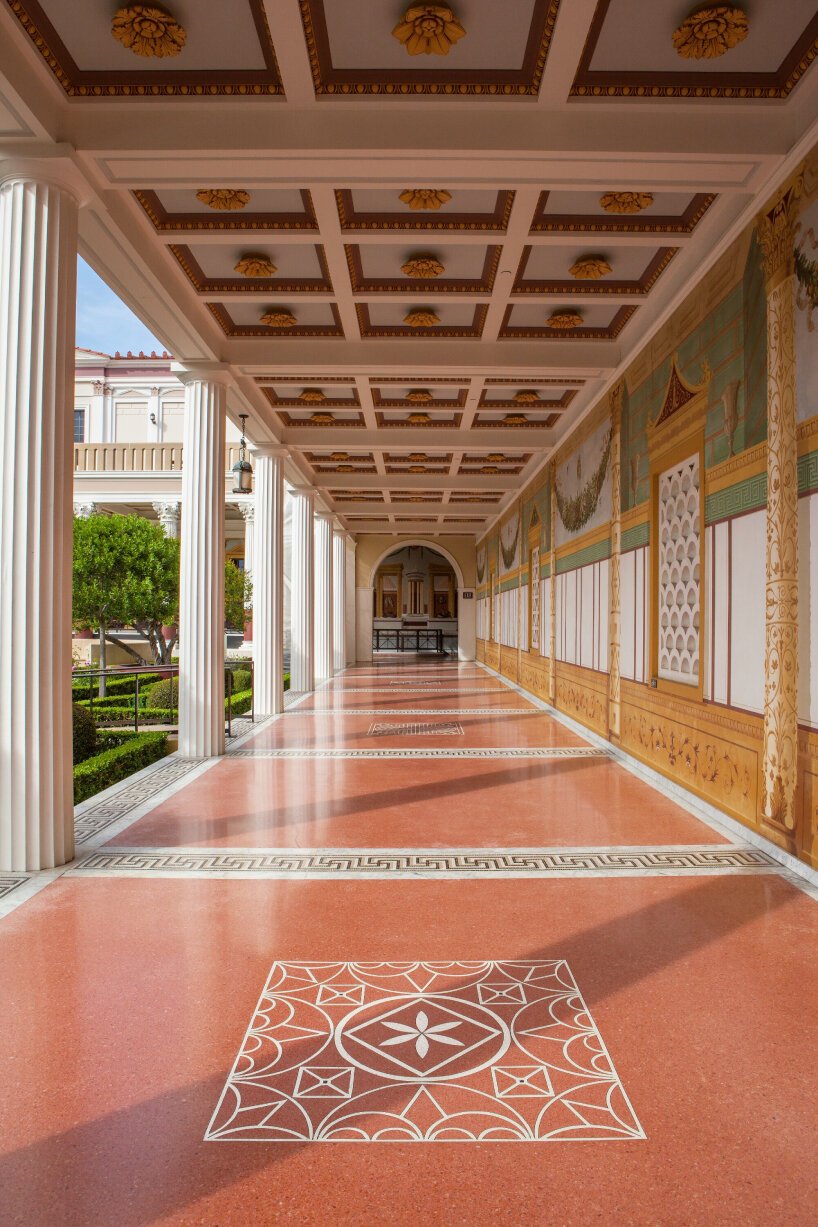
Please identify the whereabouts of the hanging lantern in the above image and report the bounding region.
[232,414,253,494]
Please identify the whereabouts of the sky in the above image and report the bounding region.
[75,257,165,356]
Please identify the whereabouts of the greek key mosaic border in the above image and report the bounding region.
[227,747,609,760]
[0,875,29,901]
[67,845,777,879]
[74,756,208,845]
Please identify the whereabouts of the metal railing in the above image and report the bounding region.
[72,660,254,737]
[373,628,445,654]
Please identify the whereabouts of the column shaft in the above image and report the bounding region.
[757,178,802,846]
[314,513,334,680]
[548,460,557,704]
[608,384,623,740]
[178,378,226,757]
[253,452,285,715]
[290,490,315,692]
[0,176,78,871]
[333,529,346,674]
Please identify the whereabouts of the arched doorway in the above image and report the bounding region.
[357,540,475,662]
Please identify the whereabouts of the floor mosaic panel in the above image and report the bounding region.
[205,960,646,1144]
[367,722,464,737]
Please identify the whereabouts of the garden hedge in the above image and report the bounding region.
[71,674,145,699]
[72,703,97,764]
[73,731,168,803]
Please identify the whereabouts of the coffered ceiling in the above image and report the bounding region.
[1,1,817,539]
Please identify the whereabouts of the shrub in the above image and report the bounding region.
[90,706,177,727]
[145,677,179,709]
[226,688,254,717]
[228,668,252,694]
[73,732,168,804]
[72,674,141,699]
[72,703,97,764]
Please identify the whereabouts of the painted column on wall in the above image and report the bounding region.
[757,173,802,848]
[548,459,557,703]
[608,382,623,740]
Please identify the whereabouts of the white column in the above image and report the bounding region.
[102,383,114,442]
[152,500,181,539]
[177,368,227,758]
[333,526,347,674]
[345,537,357,666]
[238,500,255,649]
[314,511,334,680]
[0,166,80,872]
[356,588,374,664]
[290,487,315,693]
[252,448,286,715]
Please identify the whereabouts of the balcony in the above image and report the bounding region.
[73,443,243,474]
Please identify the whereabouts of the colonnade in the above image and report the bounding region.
[0,161,355,873]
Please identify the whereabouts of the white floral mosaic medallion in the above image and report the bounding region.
[205,960,645,1143]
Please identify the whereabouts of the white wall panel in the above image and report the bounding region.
[710,520,730,706]
[798,493,818,728]
[580,564,595,669]
[730,510,765,713]
[620,550,636,681]
[598,558,610,674]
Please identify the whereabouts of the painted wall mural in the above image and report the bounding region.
[555,418,612,546]
[796,198,818,423]
[499,507,520,573]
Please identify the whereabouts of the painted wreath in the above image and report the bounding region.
[476,547,486,584]
[555,429,612,535]
[499,512,520,571]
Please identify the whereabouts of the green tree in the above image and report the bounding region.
[225,560,252,630]
[73,514,252,693]
[73,514,180,690]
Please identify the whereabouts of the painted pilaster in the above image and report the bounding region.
[149,386,161,442]
[290,487,315,693]
[608,383,624,740]
[89,380,105,440]
[0,166,80,872]
[314,511,334,680]
[177,368,227,758]
[548,460,557,703]
[757,174,803,848]
[252,449,286,715]
[333,525,347,674]
[153,500,181,540]
[102,383,114,442]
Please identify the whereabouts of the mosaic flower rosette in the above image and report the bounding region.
[205,960,645,1143]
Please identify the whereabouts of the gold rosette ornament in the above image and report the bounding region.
[260,309,297,329]
[672,6,749,59]
[570,255,612,280]
[330,452,349,462]
[299,389,326,402]
[234,254,277,278]
[406,389,434,402]
[513,390,540,404]
[392,6,466,56]
[111,4,186,57]
[504,414,529,425]
[547,310,584,330]
[310,412,334,425]
[401,254,445,278]
[399,189,452,211]
[599,192,654,215]
[404,309,440,328]
[408,412,432,425]
[196,189,251,211]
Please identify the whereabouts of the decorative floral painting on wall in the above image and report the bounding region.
[796,198,818,423]
[499,508,520,574]
[555,418,612,547]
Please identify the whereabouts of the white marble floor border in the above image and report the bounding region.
[65,843,777,880]
[474,661,818,901]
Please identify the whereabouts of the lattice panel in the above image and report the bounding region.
[658,454,701,684]
[530,546,540,651]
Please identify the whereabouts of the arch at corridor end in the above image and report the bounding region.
[356,538,476,663]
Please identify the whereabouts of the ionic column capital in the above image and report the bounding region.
[756,168,805,289]
[171,361,233,388]
[236,500,255,522]
[73,499,98,519]
[0,146,94,206]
